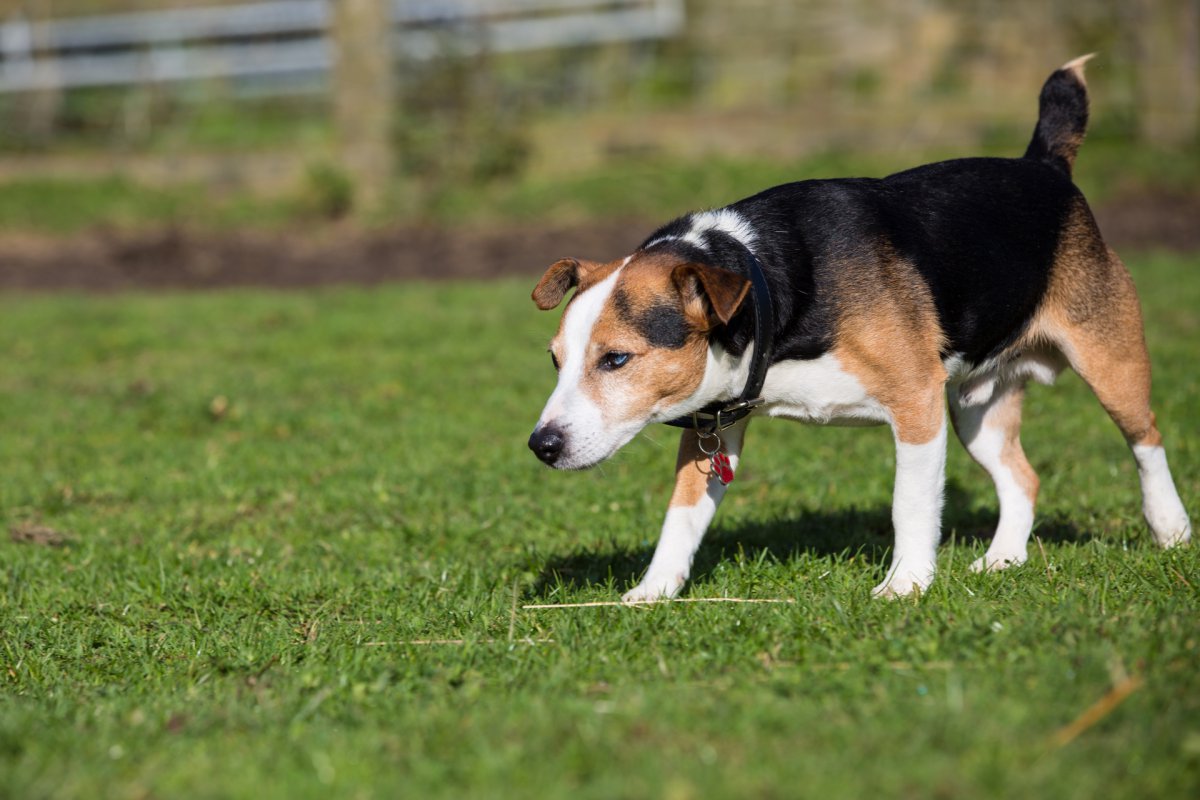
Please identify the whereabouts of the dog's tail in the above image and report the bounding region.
[1023,54,1095,178]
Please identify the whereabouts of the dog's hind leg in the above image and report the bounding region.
[1046,246,1191,547]
[1061,326,1191,547]
[623,419,749,603]
[950,382,1039,571]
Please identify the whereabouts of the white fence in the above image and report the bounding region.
[0,0,685,94]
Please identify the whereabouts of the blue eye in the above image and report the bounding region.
[600,351,632,370]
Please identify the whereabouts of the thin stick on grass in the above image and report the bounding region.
[1035,535,1053,583]
[1051,673,1144,748]
[508,580,519,643]
[364,638,556,647]
[808,660,957,672]
[522,597,795,610]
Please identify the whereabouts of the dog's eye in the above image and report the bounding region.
[550,352,561,371]
[599,351,632,371]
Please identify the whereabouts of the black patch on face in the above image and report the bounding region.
[613,288,690,349]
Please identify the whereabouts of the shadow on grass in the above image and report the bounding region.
[526,480,1093,599]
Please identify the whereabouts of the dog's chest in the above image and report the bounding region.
[758,354,889,426]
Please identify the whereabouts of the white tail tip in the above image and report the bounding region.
[1061,53,1097,78]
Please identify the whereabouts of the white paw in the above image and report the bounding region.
[970,549,1028,573]
[871,572,931,599]
[622,572,685,604]
[1148,515,1191,549]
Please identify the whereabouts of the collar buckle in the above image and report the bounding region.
[689,396,766,433]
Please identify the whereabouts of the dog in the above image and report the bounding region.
[527,56,1192,601]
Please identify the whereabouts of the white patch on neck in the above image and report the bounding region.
[651,342,752,423]
[650,346,891,429]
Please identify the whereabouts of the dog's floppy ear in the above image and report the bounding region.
[671,262,751,329]
[532,258,589,310]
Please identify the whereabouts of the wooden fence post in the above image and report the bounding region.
[1136,0,1200,148]
[331,0,396,214]
[17,0,63,143]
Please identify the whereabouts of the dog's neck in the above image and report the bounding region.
[654,341,754,426]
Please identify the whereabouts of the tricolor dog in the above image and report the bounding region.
[528,56,1192,601]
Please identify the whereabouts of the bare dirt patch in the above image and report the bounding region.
[0,219,645,291]
[0,191,1195,292]
[1089,190,1200,253]
[10,522,73,547]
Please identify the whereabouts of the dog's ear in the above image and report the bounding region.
[532,258,589,310]
[672,263,751,329]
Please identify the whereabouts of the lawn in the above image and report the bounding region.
[4,141,1200,233]
[1,254,1198,798]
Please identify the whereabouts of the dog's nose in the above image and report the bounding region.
[528,426,566,465]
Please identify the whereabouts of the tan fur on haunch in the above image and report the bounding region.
[1023,199,1163,448]
[828,252,948,444]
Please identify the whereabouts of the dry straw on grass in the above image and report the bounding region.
[522,597,795,610]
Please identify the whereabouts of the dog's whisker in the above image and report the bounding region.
[637,430,667,450]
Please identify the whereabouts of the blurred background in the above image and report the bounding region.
[1,0,1198,289]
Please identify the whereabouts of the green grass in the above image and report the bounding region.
[0,176,192,233]
[2,255,1199,798]
[0,176,307,234]
[4,140,1200,233]
[427,139,1200,225]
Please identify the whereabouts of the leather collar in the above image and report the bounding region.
[664,242,774,431]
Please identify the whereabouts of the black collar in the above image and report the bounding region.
[664,243,775,431]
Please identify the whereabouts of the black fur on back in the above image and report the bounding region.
[633,62,1099,371]
[639,157,1084,368]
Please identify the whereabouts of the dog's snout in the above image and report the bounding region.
[529,426,566,465]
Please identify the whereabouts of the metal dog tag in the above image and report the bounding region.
[710,451,735,485]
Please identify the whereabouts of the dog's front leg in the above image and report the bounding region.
[873,403,947,598]
[623,420,748,602]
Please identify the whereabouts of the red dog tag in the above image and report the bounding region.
[710,451,735,485]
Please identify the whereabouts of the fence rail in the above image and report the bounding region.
[0,0,685,94]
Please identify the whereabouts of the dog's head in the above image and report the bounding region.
[528,252,750,469]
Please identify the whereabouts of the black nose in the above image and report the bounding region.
[528,426,566,465]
